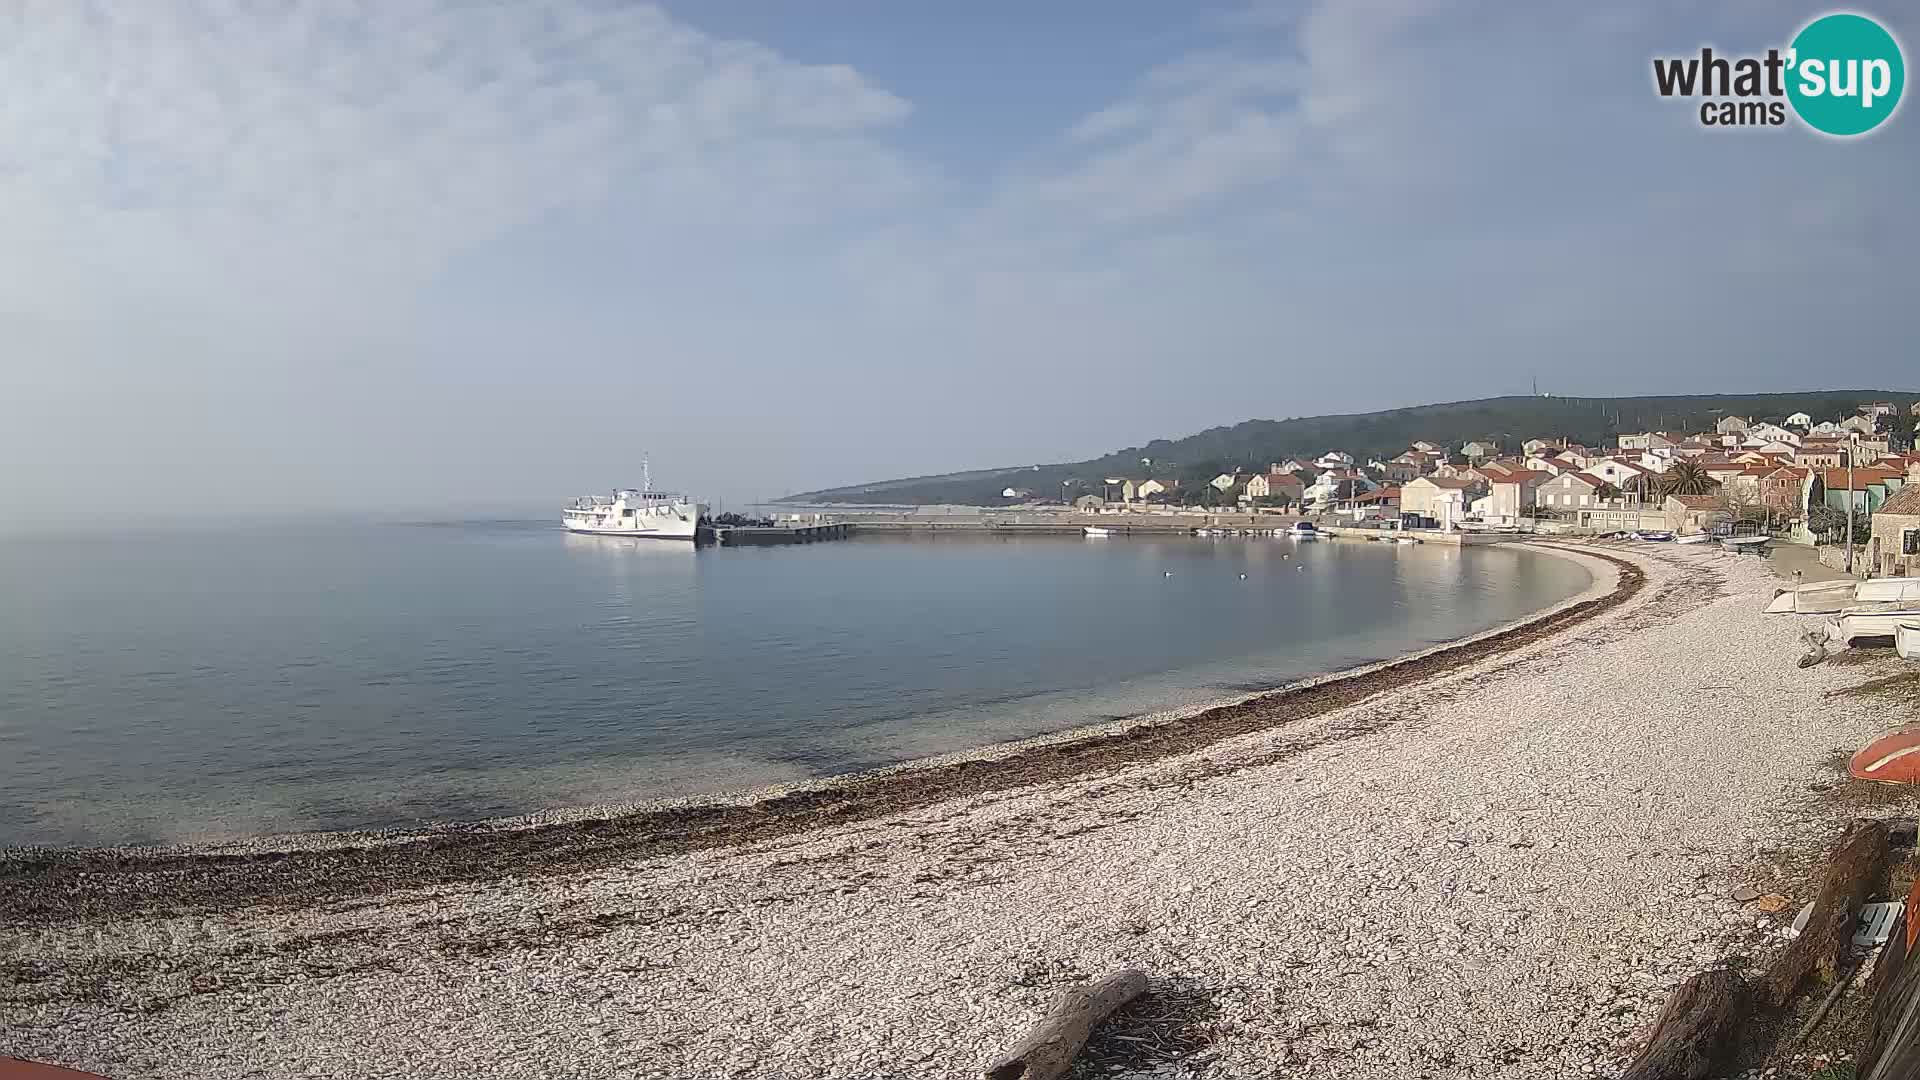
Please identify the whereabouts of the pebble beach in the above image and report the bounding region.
[3,542,1907,1079]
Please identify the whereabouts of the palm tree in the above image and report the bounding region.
[1657,460,1715,499]
[1593,481,1623,504]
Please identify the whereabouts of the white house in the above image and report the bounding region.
[1636,450,1673,475]
[1586,457,1654,494]
[1135,479,1169,499]
[1716,415,1750,435]
[1460,439,1498,460]
[1522,438,1555,456]
[1810,420,1848,437]
[1525,454,1578,475]
[1001,487,1033,499]
[1537,471,1605,511]
[1744,422,1800,446]
[1410,441,1442,453]
[1484,470,1550,526]
[1210,472,1240,492]
[1842,415,1878,435]
[1313,450,1355,469]
[1304,469,1375,508]
[1786,411,1813,427]
[1401,476,1479,529]
[1618,432,1674,452]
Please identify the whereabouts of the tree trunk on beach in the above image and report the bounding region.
[1618,969,1747,1080]
[984,969,1147,1080]
[1762,819,1889,1007]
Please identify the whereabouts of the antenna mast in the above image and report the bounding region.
[642,456,652,493]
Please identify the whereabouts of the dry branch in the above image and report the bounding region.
[986,969,1148,1080]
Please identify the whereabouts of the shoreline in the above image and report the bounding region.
[11,542,1907,1080]
[0,541,1628,923]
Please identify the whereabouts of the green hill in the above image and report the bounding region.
[780,391,1917,505]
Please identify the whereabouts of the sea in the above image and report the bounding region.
[0,522,1592,848]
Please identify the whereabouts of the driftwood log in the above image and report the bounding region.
[1620,820,1893,1080]
[1762,819,1889,1007]
[1618,969,1748,1080]
[985,969,1147,1080]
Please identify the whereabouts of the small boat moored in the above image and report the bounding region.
[1674,533,1713,545]
[1082,526,1114,538]
[1721,535,1772,553]
[1287,521,1320,541]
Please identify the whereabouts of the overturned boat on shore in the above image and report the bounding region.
[1826,603,1920,647]
[1766,580,1861,615]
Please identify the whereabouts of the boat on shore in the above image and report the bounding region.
[1766,579,1859,615]
[1857,579,1920,604]
[1898,621,1920,661]
[1722,535,1771,553]
[1827,603,1920,647]
[1083,526,1114,538]
[563,465,700,540]
[1674,533,1712,545]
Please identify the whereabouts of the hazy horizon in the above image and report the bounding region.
[6,2,1919,520]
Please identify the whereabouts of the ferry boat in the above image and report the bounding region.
[563,463,702,540]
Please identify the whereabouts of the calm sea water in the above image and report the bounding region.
[0,523,1590,848]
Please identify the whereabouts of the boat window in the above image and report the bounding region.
[622,508,636,517]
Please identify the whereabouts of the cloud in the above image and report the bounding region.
[0,0,915,320]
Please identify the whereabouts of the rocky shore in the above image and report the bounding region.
[3,543,1905,1079]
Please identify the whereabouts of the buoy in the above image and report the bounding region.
[1238,572,1247,580]
[1296,566,1304,571]
[1163,570,1173,577]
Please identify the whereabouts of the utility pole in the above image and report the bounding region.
[1845,432,1858,574]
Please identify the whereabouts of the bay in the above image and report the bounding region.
[0,522,1590,847]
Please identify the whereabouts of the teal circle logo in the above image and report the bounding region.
[1787,13,1905,136]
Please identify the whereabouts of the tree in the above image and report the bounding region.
[1593,481,1623,503]
[1807,505,1870,544]
[1657,460,1715,499]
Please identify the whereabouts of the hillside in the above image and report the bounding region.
[779,391,1918,505]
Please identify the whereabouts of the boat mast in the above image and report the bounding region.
[643,455,652,494]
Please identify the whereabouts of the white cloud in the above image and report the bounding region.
[0,0,915,320]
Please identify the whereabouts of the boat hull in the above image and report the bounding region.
[1899,621,1920,661]
[1828,605,1920,646]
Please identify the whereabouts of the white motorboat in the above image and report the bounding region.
[1287,522,1320,541]
[562,463,700,540]
[1393,536,1420,545]
[1897,620,1920,661]
[1083,526,1114,537]
[1765,580,1859,615]
[1675,533,1713,545]
[1826,603,1920,646]
[1857,579,1920,604]
[1721,535,1771,553]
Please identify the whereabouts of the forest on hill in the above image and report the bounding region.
[779,391,1918,506]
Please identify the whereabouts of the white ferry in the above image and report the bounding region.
[563,463,702,540]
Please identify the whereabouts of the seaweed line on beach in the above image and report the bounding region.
[0,546,1649,929]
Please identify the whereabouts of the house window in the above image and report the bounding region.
[1905,528,1920,556]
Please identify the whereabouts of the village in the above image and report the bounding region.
[1050,399,1920,578]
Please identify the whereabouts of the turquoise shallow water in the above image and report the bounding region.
[0,523,1589,847]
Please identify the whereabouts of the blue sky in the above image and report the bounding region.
[3,1,1917,517]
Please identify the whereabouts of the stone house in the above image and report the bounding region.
[1663,494,1730,535]
[1868,485,1920,577]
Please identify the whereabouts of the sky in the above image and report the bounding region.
[3,0,1918,521]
